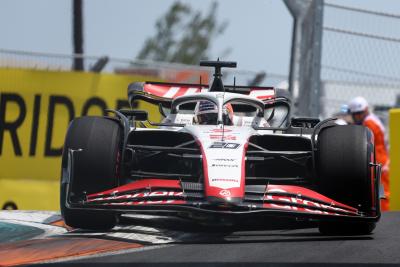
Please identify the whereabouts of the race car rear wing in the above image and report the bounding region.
[127,81,276,108]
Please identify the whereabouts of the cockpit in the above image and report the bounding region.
[163,92,288,128]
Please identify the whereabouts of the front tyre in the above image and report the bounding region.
[60,116,121,230]
[316,125,377,235]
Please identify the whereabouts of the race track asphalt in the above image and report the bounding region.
[56,211,400,267]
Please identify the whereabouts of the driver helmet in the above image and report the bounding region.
[194,101,233,125]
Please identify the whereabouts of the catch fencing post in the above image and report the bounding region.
[284,0,324,117]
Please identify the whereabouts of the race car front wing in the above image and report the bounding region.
[63,151,381,223]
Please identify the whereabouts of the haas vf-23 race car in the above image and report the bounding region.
[61,61,381,234]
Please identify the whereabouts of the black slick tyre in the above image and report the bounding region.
[316,125,376,235]
[60,116,121,230]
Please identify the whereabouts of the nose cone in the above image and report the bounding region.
[184,125,253,207]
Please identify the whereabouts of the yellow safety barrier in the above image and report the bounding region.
[389,109,400,210]
[0,68,161,210]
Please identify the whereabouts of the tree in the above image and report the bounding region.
[137,1,229,64]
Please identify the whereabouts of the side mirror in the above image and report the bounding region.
[118,109,148,121]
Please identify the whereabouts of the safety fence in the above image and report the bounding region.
[321,2,400,122]
[0,48,287,87]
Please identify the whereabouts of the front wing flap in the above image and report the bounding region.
[65,178,380,222]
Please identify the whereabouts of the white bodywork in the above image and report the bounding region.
[185,125,252,190]
[134,91,288,198]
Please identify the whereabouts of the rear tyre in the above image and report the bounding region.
[316,125,376,235]
[60,116,121,230]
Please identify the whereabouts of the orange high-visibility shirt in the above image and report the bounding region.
[363,113,389,166]
[363,113,390,210]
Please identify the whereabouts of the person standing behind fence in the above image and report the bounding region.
[348,96,390,211]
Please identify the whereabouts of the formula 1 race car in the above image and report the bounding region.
[60,60,381,235]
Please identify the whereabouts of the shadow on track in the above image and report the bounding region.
[112,214,373,245]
